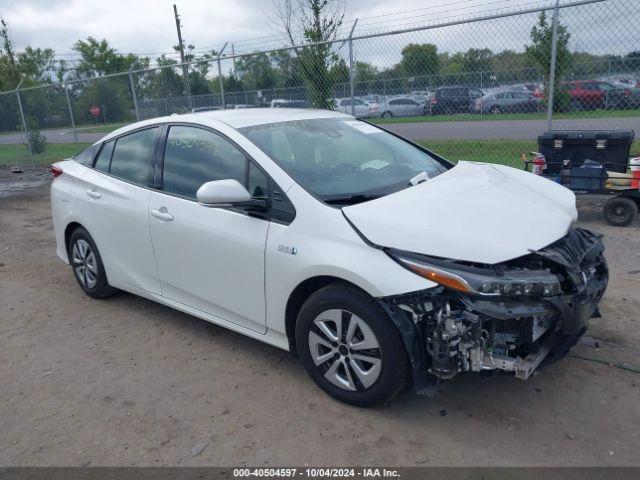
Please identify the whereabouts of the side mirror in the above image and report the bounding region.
[196,179,251,206]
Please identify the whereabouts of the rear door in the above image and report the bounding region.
[74,127,161,294]
[148,124,269,333]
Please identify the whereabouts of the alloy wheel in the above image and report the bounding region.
[72,239,98,289]
[308,309,383,392]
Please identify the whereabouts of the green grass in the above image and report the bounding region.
[417,139,536,168]
[0,143,91,167]
[77,122,127,134]
[2,138,637,170]
[417,139,640,168]
[373,108,640,125]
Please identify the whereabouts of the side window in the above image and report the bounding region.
[162,126,246,200]
[248,162,268,199]
[340,99,350,107]
[94,140,114,173]
[73,144,99,166]
[109,128,157,187]
[389,99,400,105]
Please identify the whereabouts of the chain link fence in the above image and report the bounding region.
[2,0,639,167]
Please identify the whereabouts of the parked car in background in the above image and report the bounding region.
[600,76,638,89]
[429,86,483,114]
[409,91,430,105]
[381,97,425,117]
[474,90,541,114]
[362,94,385,104]
[270,99,309,108]
[562,80,628,110]
[335,97,380,117]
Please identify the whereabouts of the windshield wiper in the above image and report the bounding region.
[324,194,382,206]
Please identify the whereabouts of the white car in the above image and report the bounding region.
[51,109,608,406]
[380,97,425,118]
[334,97,380,117]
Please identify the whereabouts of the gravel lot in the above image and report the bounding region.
[1,170,639,467]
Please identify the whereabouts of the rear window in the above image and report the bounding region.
[73,144,99,166]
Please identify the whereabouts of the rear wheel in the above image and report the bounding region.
[604,196,638,226]
[68,227,116,298]
[381,111,393,118]
[295,283,408,407]
[490,105,501,114]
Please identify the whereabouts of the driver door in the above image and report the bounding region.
[148,125,270,333]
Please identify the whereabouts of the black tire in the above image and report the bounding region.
[295,283,409,407]
[68,227,116,299]
[382,111,393,118]
[603,196,638,227]
[490,105,501,114]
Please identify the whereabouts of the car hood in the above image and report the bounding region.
[342,161,577,265]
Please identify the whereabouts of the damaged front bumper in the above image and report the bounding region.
[379,228,608,394]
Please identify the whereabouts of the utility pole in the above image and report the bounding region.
[217,42,229,109]
[348,19,359,116]
[231,43,237,79]
[173,4,193,110]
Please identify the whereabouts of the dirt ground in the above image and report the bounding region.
[1,168,640,467]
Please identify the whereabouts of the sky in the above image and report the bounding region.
[0,0,563,58]
[0,0,636,70]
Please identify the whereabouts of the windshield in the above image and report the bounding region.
[240,118,448,203]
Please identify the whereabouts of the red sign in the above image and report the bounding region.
[90,105,101,117]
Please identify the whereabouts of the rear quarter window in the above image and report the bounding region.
[73,144,99,166]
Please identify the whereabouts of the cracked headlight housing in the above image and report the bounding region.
[390,252,562,297]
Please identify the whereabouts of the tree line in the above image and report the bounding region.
[1,4,639,133]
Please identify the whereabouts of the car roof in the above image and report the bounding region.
[101,108,350,142]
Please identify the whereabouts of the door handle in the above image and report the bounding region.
[86,189,101,199]
[150,208,174,221]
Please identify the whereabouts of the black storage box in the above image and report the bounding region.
[538,130,634,174]
[570,165,606,191]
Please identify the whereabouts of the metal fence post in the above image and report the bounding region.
[217,42,229,109]
[348,19,359,116]
[15,80,32,155]
[480,71,484,116]
[64,84,78,144]
[546,0,560,131]
[129,66,140,121]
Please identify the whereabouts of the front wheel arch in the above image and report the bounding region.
[285,276,372,354]
[294,282,410,405]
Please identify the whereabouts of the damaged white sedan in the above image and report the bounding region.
[51,109,608,406]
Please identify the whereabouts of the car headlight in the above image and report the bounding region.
[391,252,561,297]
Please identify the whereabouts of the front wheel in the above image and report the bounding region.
[295,284,409,407]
